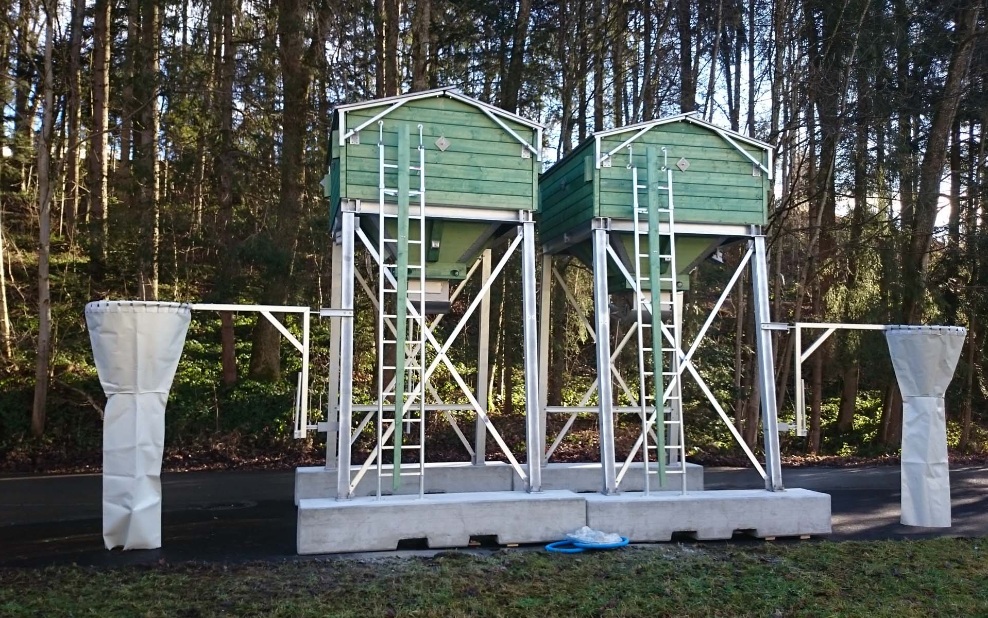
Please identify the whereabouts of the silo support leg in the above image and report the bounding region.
[521,220,542,492]
[473,249,492,465]
[751,234,784,491]
[336,211,357,499]
[537,253,553,464]
[592,226,618,495]
[324,236,344,471]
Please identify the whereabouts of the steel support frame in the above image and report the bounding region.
[330,209,542,498]
[539,221,787,493]
[792,322,889,438]
[751,234,783,491]
[324,237,345,468]
[190,303,315,439]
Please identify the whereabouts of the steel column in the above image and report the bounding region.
[473,249,492,465]
[325,238,344,468]
[335,211,356,499]
[592,225,618,495]
[521,220,542,492]
[752,233,784,491]
[537,253,553,463]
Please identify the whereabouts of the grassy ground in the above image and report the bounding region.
[1,538,985,617]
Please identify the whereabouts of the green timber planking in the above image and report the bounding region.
[338,97,538,213]
[538,140,598,243]
[595,121,768,226]
[539,118,771,247]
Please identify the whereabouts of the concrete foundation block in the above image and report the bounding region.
[528,462,704,493]
[584,489,832,541]
[294,462,517,504]
[297,490,587,554]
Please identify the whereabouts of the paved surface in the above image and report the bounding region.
[1,465,985,567]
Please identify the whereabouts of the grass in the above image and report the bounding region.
[1,538,986,617]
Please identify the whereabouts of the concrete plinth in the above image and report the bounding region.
[584,489,831,541]
[294,462,517,503]
[536,462,703,493]
[296,461,704,503]
[297,490,587,554]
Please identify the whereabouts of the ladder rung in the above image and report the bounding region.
[382,163,398,169]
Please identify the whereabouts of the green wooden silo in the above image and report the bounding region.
[536,114,782,497]
[322,88,547,499]
[540,114,773,291]
[327,88,541,289]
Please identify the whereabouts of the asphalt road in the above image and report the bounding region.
[1,465,985,567]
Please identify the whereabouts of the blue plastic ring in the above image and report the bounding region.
[570,536,630,550]
[545,540,585,553]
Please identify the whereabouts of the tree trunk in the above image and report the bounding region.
[592,0,605,131]
[12,0,37,190]
[384,0,399,95]
[612,0,626,126]
[64,0,85,241]
[0,197,12,361]
[87,0,111,283]
[120,0,139,179]
[411,0,431,91]
[220,311,238,386]
[899,4,980,321]
[746,0,755,133]
[216,0,239,384]
[959,317,977,450]
[249,0,312,380]
[375,0,385,97]
[577,0,588,141]
[704,0,723,121]
[677,0,695,112]
[836,361,859,434]
[133,0,160,300]
[500,0,531,112]
[32,0,55,437]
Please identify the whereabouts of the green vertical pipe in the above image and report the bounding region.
[393,124,410,489]
[646,146,666,483]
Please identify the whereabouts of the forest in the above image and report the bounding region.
[1,0,986,471]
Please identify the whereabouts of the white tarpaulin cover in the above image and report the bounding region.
[885,325,966,527]
[86,301,191,550]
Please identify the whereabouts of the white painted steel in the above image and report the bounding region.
[752,235,783,491]
[335,211,356,499]
[793,322,904,437]
[189,303,313,438]
[591,227,618,494]
[324,239,344,467]
[537,254,553,463]
[355,226,530,483]
[521,220,542,491]
[474,250,492,465]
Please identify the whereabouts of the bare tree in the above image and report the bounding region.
[32,0,55,437]
[87,0,111,281]
[410,0,431,90]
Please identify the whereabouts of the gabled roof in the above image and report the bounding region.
[332,87,544,159]
[587,113,774,179]
[592,112,773,152]
[332,87,545,131]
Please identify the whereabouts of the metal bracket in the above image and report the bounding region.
[319,308,354,318]
[761,322,790,331]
